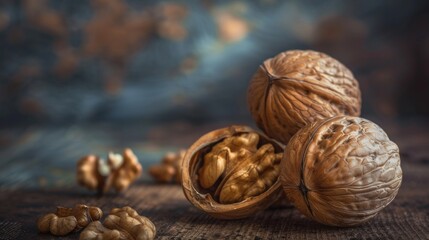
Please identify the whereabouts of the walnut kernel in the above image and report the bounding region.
[79,206,156,240]
[37,204,102,236]
[77,148,142,194]
[149,150,186,184]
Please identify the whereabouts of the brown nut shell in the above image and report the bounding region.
[280,116,402,226]
[247,50,361,144]
[181,125,284,219]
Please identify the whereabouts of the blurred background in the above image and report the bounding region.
[2,0,429,125]
[0,0,429,188]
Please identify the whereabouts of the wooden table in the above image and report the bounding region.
[0,121,428,239]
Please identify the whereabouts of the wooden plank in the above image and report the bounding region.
[0,159,428,239]
[0,122,429,239]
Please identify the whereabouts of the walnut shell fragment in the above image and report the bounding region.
[247,50,361,144]
[37,204,102,236]
[79,206,156,240]
[181,125,284,219]
[280,116,402,226]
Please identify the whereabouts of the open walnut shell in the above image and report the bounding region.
[181,125,284,219]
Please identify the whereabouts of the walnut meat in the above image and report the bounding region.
[37,214,77,236]
[181,125,284,219]
[149,149,186,184]
[111,149,143,191]
[37,204,102,236]
[280,116,402,226]
[77,148,142,194]
[247,50,361,144]
[79,221,120,240]
[79,206,156,240]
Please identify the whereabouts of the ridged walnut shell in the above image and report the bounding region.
[247,50,361,144]
[280,116,402,226]
[181,125,284,219]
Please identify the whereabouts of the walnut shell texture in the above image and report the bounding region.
[247,50,361,144]
[280,116,402,226]
[181,125,284,219]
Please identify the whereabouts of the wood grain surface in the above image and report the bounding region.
[0,122,428,239]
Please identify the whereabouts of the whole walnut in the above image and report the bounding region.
[247,50,361,144]
[181,125,284,219]
[280,116,402,226]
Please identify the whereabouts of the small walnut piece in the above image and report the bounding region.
[149,164,176,183]
[77,148,142,194]
[37,204,102,236]
[110,148,142,191]
[80,207,156,240]
[37,214,77,236]
[149,149,186,184]
[77,155,102,190]
[181,125,284,219]
[247,50,361,144]
[280,116,402,226]
[79,221,121,240]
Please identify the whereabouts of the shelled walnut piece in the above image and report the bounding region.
[280,116,402,226]
[80,206,156,240]
[37,204,102,236]
[247,50,361,145]
[181,125,284,219]
[149,149,186,183]
[77,148,142,194]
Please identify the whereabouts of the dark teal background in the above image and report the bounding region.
[1,0,429,126]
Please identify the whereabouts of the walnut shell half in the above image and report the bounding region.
[181,125,284,219]
[247,50,361,144]
[280,116,402,226]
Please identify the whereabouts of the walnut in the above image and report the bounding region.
[149,163,176,183]
[149,149,186,184]
[280,116,402,226]
[111,149,143,191]
[79,221,119,240]
[80,206,156,240]
[77,148,142,194]
[37,204,102,236]
[37,214,76,236]
[181,125,284,219]
[247,50,361,144]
